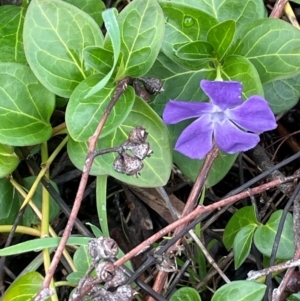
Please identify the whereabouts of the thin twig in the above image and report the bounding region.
[35,77,130,299]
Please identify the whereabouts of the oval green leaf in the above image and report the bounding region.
[0,63,55,146]
[23,0,104,97]
[68,96,172,187]
[160,2,218,69]
[223,205,258,250]
[254,210,295,259]
[3,271,44,301]
[0,144,19,178]
[0,5,26,64]
[234,224,257,269]
[211,280,266,301]
[116,0,165,78]
[66,76,135,142]
[207,20,236,60]
[231,18,300,83]
[170,287,202,301]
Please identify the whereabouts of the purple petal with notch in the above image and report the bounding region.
[214,119,260,153]
[200,80,243,110]
[163,100,214,124]
[226,95,277,133]
[175,115,214,159]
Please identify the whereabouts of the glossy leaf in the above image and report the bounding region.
[86,222,103,237]
[68,96,172,187]
[66,76,135,142]
[221,55,264,97]
[63,0,105,25]
[0,144,19,178]
[160,1,218,69]
[170,287,202,301]
[207,20,236,60]
[23,0,104,97]
[223,206,258,250]
[174,41,214,69]
[159,0,266,27]
[0,5,26,64]
[233,224,257,269]
[115,0,165,78]
[254,210,295,259]
[83,46,114,76]
[263,74,300,114]
[0,236,92,256]
[230,18,300,83]
[0,63,55,146]
[3,271,44,301]
[211,281,266,301]
[74,245,92,272]
[85,8,121,98]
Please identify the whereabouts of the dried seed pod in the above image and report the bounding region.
[95,261,115,282]
[113,154,125,174]
[138,77,164,95]
[286,271,300,293]
[88,237,119,262]
[113,153,143,177]
[104,268,127,289]
[128,126,148,144]
[122,141,152,160]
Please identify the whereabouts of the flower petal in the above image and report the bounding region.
[200,80,243,110]
[163,100,215,124]
[226,95,277,133]
[214,119,260,153]
[175,115,214,159]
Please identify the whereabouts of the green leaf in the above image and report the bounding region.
[3,271,44,301]
[233,224,257,269]
[170,287,202,301]
[221,55,264,97]
[174,41,214,69]
[96,175,110,237]
[263,74,300,114]
[85,8,121,98]
[83,46,114,76]
[73,245,92,272]
[230,18,300,83]
[0,236,92,256]
[160,1,218,69]
[0,63,55,146]
[63,0,105,25]
[0,144,19,178]
[68,96,172,187]
[223,206,258,250]
[254,210,295,259]
[0,178,21,225]
[23,0,104,98]
[66,77,135,142]
[207,20,236,60]
[211,280,266,301]
[116,0,165,78]
[159,0,266,27]
[0,5,27,64]
[86,222,103,237]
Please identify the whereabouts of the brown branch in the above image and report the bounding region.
[34,78,130,300]
[270,0,289,18]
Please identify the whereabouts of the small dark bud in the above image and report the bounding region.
[138,77,164,95]
[88,237,119,262]
[128,126,148,144]
[133,79,150,102]
[95,261,115,282]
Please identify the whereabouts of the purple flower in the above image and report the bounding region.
[163,80,277,159]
